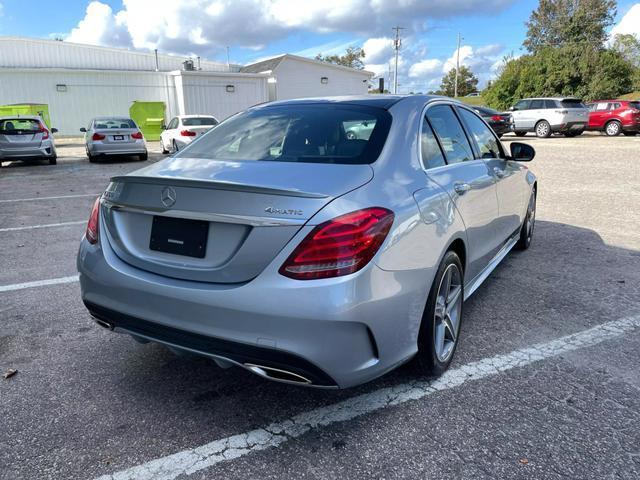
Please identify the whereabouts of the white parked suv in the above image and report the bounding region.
[510,97,589,138]
[160,115,218,154]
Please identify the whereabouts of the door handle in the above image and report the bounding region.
[453,182,471,195]
[493,167,506,178]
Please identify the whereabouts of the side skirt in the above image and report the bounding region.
[463,235,519,301]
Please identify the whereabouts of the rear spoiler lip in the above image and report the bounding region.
[109,175,330,199]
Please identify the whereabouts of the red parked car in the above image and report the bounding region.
[586,100,640,136]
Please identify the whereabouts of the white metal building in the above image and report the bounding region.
[241,54,373,101]
[0,38,373,136]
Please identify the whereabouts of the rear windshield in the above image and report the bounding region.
[176,105,392,165]
[183,117,218,126]
[630,102,640,110]
[0,118,41,133]
[94,118,136,129]
[560,99,586,108]
[473,106,497,115]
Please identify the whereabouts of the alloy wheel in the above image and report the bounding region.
[433,263,463,362]
[536,122,550,137]
[606,122,620,136]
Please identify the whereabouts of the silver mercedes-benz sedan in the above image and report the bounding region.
[80,117,148,162]
[77,95,537,388]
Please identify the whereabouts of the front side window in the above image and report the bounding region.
[426,105,474,164]
[420,118,446,169]
[458,108,502,159]
[595,103,610,111]
[176,105,392,165]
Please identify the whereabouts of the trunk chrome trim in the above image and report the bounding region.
[102,199,307,227]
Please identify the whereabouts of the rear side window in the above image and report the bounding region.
[183,117,218,126]
[426,105,474,164]
[420,119,446,169]
[167,118,178,129]
[458,108,502,159]
[595,102,610,111]
[560,99,586,108]
[176,105,392,165]
[545,100,558,109]
[0,118,41,132]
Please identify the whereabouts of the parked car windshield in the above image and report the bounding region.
[177,105,392,165]
[94,118,136,129]
[182,117,218,126]
[0,118,41,133]
[560,99,586,108]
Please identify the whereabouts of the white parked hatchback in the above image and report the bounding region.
[160,115,219,154]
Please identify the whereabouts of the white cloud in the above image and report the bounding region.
[610,3,640,39]
[63,0,514,57]
[66,1,131,47]
[363,37,392,64]
[409,58,443,78]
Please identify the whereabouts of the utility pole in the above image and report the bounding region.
[392,26,405,94]
[226,46,230,70]
[454,33,462,98]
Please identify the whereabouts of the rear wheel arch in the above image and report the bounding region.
[447,238,466,276]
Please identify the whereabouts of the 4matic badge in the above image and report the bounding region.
[264,206,303,216]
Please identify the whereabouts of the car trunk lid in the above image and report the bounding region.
[101,157,373,284]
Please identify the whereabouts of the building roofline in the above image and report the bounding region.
[243,53,374,77]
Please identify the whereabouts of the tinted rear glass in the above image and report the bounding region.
[629,102,640,110]
[560,99,586,108]
[473,106,497,116]
[0,118,41,132]
[94,119,136,129]
[177,105,392,165]
[183,117,218,126]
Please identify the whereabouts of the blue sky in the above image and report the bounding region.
[1,0,638,92]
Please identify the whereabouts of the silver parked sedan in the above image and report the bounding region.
[81,117,147,162]
[0,116,58,166]
[77,96,537,388]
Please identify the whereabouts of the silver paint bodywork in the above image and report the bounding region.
[84,117,147,157]
[77,95,536,388]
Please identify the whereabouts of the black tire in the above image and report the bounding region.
[564,130,583,137]
[605,120,621,137]
[516,188,536,250]
[48,155,57,165]
[514,131,527,137]
[139,152,148,161]
[161,139,169,154]
[414,250,464,377]
[622,131,637,137]
[535,120,551,138]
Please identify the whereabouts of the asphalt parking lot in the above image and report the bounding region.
[1,133,640,480]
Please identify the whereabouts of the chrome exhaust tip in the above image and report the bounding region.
[244,363,312,385]
[94,318,114,331]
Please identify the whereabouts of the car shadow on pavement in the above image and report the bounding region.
[98,219,639,423]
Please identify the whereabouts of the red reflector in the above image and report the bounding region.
[92,133,106,141]
[131,131,143,139]
[86,197,100,245]
[180,130,197,137]
[279,207,394,280]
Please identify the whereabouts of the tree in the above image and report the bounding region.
[611,34,640,67]
[315,47,366,70]
[524,0,616,53]
[438,66,479,97]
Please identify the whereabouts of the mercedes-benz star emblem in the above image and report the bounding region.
[161,186,177,207]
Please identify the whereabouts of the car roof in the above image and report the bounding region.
[521,97,582,101]
[178,114,217,118]
[261,95,427,110]
[92,116,134,120]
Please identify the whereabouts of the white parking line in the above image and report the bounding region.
[0,275,79,293]
[0,220,85,233]
[0,193,98,203]
[95,314,640,480]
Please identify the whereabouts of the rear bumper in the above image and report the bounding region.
[77,216,428,388]
[622,123,640,133]
[552,121,586,132]
[88,142,146,156]
[0,143,56,160]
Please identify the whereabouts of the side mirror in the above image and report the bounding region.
[80,127,87,133]
[509,142,535,162]
[161,124,167,130]
[51,128,58,134]
[509,106,516,111]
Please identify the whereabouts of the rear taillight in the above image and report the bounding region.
[491,115,503,122]
[131,131,143,139]
[180,130,197,137]
[86,197,100,245]
[38,123,49,140]
[92,133,105,141]
[279,207,394,280]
